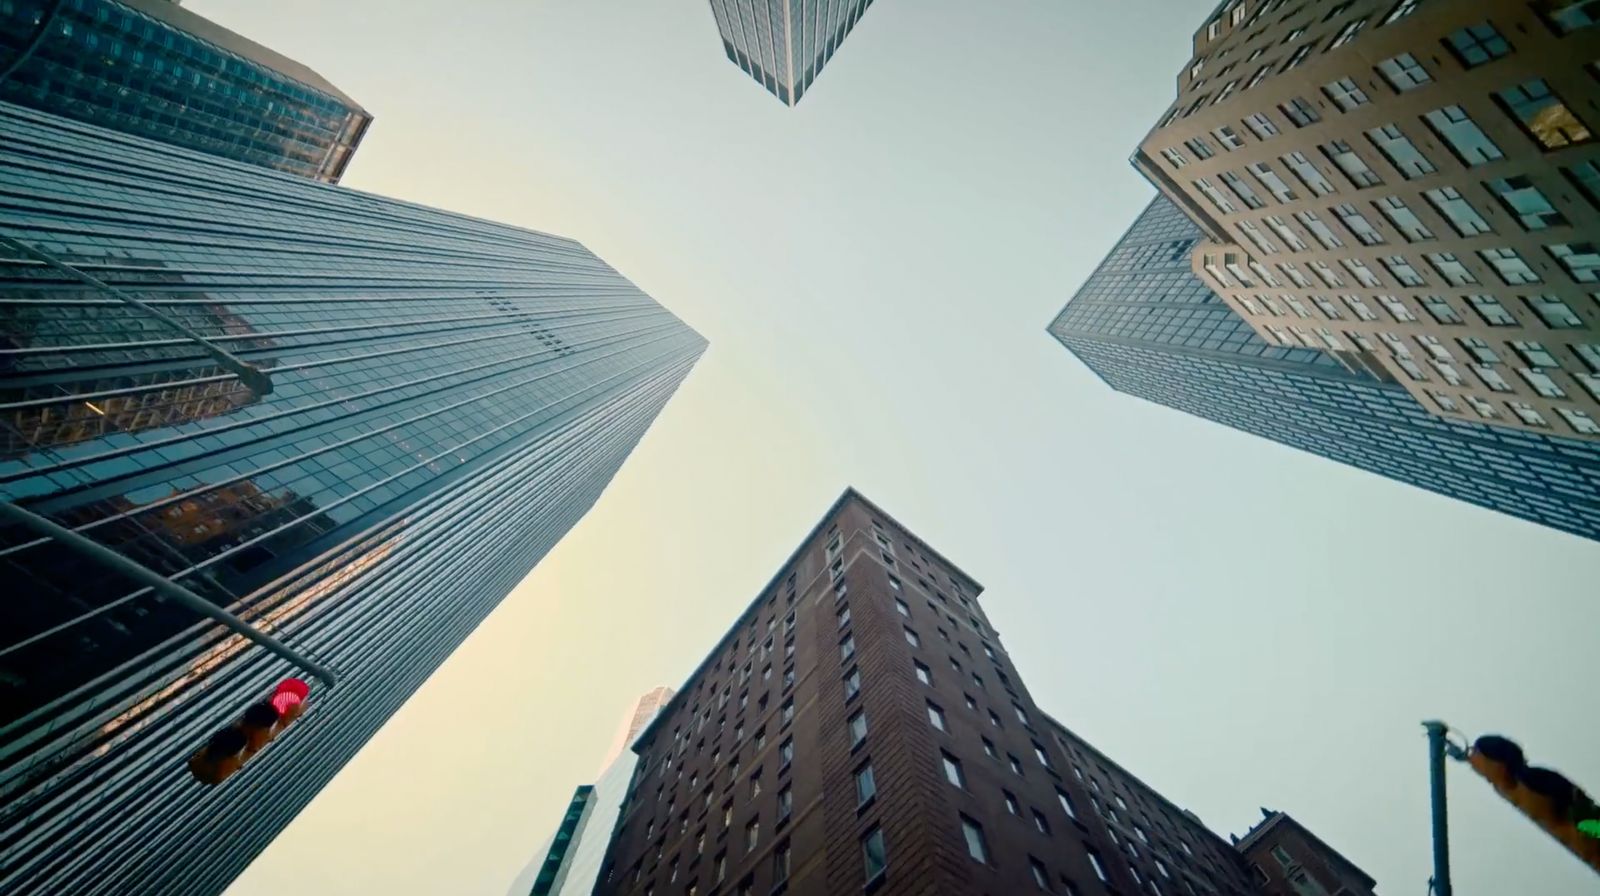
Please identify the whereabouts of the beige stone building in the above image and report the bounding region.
[1134,0,1600,439]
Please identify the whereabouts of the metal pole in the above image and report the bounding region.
[0,235,273,396]
[0,501,336,687]
[1423,720,1453,896]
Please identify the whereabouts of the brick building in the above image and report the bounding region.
[1234,810,1380,896]
[1132,0,1600,441]
[591,489,1376,896]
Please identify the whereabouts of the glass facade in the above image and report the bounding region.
[0,0,370,182]
[0,102,705,895]
[1049,197,1600,541]
[707,0,876,105]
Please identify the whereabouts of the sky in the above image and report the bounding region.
[185,1,1600,894]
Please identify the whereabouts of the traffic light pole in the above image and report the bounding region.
[1423,721,1454,896]
[0,500,337,687]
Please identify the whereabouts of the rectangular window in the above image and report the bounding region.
[1213,125,1246,150]
[1468,294,1518,326]
[1265,215,1308,250]
[1056,788,1078,819]
[1323,77,1370,112]
[779,737,794,768]
[1374,196,1433,242]
[1377,53,1431,91]
[1366,124,1436,178]
[1423,187,1491,236]
[1184,136,1216,160]
[847,708,869,747]
[862,826,887,882]
[1009,754,1025,776]
[914,660,931,684]
[1381,257,1425,287]
[844,667,861,701]
[1004,790,1021,815]
[1565,161,1600,209]
[1248,162,1298,203]
[781,697,794,725]
[1220,171,1266,208]
[1030,857,1051,889]
[942,751,966,787]
[1321,140,1382,187]
[856,762,877,805]
[1423,105,1505,166]
[1033,741,1053,768]
[961,816,990,863]
[745,819,759,852]
[1087,849,1109,882]
[1547,242,1600,282]
[772,841,790,882]
[840,634,855,663]
[1495,79,1592,149]
[1244,113,1279,140]
[927,702,947,731]
[1295,210,1343,249]
[1281,152,1335,195]
[1193,177,1237,214]
[1422,295,1462,324]
[1480,247,1541,285]
[1524,294,1583,328]
[1484,176,1567,231]
[1329,16,1367,48]
[777,785,792,821]
[1445,24,1512,67]
[1280,97,1320,127]
[904,627,920,647]
[1160,146,1188,169]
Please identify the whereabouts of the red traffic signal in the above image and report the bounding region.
[1467,734,1600,874]
[188,678,310,785]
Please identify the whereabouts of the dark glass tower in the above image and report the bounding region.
[0,0,371,182]
[707,0,876,105]
[1049,196,1600,541]
[0,103,705,895]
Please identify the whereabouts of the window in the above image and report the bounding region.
[1311,261,1346,288]
[1030,857,1051,890]
[1559,407,1600,435]
[1160,146,1188,169]
[1328,16,1368,48]
[914,661,931,685]
[1382,257,1425,287]
[886,573,901,591]
[1519,367,1567,398]
[1419,295,1461,324]
[781,697,794,725]
[1375,195,1433,241]
[1295,210,1343,249]
[1366,124,1436,178]
[1377,53,1431,91]
[1033,741,1053,768]
[840,634,856,663]
[1213,125,1246,151]
[1480,247,1541,285]
[1525,294,1584,328]
[1332,204,1384,246]
[1468,294,1518,325]
[989,709,1002,728]
[1382,0,1425,24]
[844,668,861,701]
[1280,152,1335,196]
[862,826,887,882]
[777,785,792,821]
[1423,106,1505,166]
[1013,703,1031,726]
[1323,77,1370,112]
[1423,187,1491,236]
[1246,163,1297,205]
[772,841,790,882]
[1445,24,1511,68]
[1194,177,1237,214]
[1496,79,1592,149]
[837,606,851,629]
[1033,809,1052,835]
[927,702,947,731]
[1087,849,1109,883]
[854,761,878,806]
[1003,789,1021,815]
[1514,341,1563,369]
[1282,43,1314,71]
[1220,171,1266,209]
[1244,113,1279,140]
[1184,136,1216,160]
[960,815,990,863]
[1280,97,1320,127]
[1510,402,1551,427]
[894,597,910,617]
[1547,242,1600,283]
[745,819,759,852]
[849,709,868,747]
[1237,221,1277,255]
[1009,754,1025,776]
[1482,176,1568,232]
[1264,215,1308,250]
[1567,160,1600,209]
[904,627,920,647]
[1321,140,1382,188]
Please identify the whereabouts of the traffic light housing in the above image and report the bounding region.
[1466,734,1600,874]
[188,678,310,785]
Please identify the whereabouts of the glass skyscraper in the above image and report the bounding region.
[1049,196,1600,541]
[0,0,371,182]
[707,0,876,105]
[0,103,705,895]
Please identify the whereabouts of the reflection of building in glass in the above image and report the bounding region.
[707,0,878,105]
[511,689,674,896]
[0,0,370,181]
[1050,196,1600,541]
[0,102,705,896]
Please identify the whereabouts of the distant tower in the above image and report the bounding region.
[707,0,877,105]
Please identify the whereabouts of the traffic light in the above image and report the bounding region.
[188,678,310,785]
[1466,734,1600,874]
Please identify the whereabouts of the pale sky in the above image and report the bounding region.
[190,1,1600,894]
